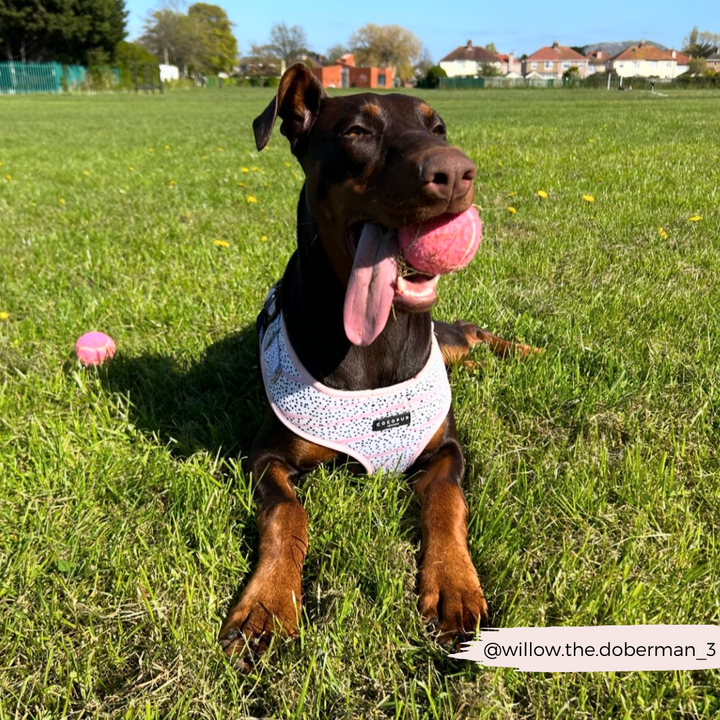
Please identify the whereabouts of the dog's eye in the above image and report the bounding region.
[432,123,446,136]
[344,125,371,138]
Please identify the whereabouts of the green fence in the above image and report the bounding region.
[439,76,554,89]
[0,62,121,94]
[0,62,84,94]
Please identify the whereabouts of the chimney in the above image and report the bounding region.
[552,41,559,49]
[671,49,677,59]
[639,39,646,47]
[597,50,603,59]
[466,39,473,48]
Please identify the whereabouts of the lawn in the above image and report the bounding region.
[1,86,719,719]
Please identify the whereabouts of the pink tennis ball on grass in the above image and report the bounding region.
[399,206,483,276]
[75,331,116,366]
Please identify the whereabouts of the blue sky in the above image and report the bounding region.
[124,0,716,61]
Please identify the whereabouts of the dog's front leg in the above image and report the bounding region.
[410,415,489,647]
[219,413,336,668]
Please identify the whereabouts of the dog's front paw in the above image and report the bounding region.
[418,549,488,649]
[219,577,301,671]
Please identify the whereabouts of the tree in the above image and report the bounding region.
[689,57,707,74]
[138,7,201,67]
[479,61,502,77]
[682,27,720,57]
[252,22,308,67]
[0,0,128,63]
[562,65,581,81]
[485,42,498,55]
[349,23,422,81]
[188,3,238,73]
[326,43,348,64]
[413,45,434,78]
[114,40,159,66]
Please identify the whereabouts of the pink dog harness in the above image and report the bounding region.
[258,286,452,474]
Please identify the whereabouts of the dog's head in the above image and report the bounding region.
[254,63,478,346]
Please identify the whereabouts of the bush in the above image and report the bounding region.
[264,76,280,87]
[114,41,159,68]
[419,65,447,89]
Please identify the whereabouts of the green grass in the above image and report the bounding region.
[1,87,719,719]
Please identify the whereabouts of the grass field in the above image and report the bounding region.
[1,86,719,719]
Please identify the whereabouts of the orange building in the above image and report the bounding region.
[311,53,394,89]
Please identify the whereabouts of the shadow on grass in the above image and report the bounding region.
[102,323,266,461]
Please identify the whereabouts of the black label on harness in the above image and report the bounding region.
[372,412,411,432]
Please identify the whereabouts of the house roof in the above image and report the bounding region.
[527,43,587,62]
[707,51,720,61]
[441,40,500,64]
[585,50,607,65]
[612,43,689,63]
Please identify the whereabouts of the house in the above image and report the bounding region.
[496,52,522,75]
[522,42,589,79]
[311,53,393,89]
[609,41,690,79]
[439,40,502,77]
[705,50,720,72]
[585,50,609,75]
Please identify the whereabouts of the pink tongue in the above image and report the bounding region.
[343,223,399,346]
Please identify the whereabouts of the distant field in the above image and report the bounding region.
[1,87,719,719]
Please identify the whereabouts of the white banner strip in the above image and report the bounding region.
[450,626,720,672]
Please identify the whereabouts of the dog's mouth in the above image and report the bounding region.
[343,221,441,347]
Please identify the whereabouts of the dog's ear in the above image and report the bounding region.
[253,63,326,152]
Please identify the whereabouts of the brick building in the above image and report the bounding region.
[311,54,394,89]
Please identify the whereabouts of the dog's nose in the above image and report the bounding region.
[421,151,476,202]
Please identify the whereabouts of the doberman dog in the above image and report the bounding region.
[219,64,534,667]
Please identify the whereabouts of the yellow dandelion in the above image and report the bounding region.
[537,190,548,199]
[583,195,594,203]
[658,227,668,239]
[165,145,171,150]
[507,191,516,197]
[0,161,3,166]
[83,170,90,176]
[4,174,11,181]
[497,161,503,167]
[507,206,517,214]
[214,239,230,248]
[588,138,594,143]
[0,311,8,321]
[247,196,257,203]
[284,162,291,167]
[128,166,134,172]
[689,215,702,222]
[58,198,66,205]
[251,165,259,171]
[261,235,268,241]
[202,155,208,160]
[237,182,246,188]
[168,179,177,186]
[241,167,250,173]
[148,148,154,152]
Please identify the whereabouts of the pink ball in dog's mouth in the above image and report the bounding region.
[75,331,116,365]
[398,206,483,276]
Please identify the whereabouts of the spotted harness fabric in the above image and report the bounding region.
[258,284,452,474]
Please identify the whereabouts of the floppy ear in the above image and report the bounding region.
[253,63,326,152]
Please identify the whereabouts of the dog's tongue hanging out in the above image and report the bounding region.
[343,207,483,346]
[343,223,399,347]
